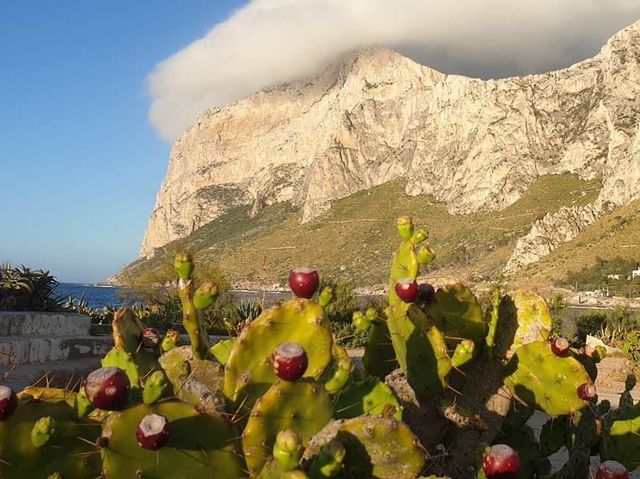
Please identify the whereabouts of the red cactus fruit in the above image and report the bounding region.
[482,444,521,479]
[395,278,418,303]
[84,367,130,411]
[288,268,319,299]
[596,460,629,479]
[141,328,161,349]
[416,282,435,304]
[577,383,597,401]
[136,413,170,450]
[272,342,308,382]
[551,337,570,357]
[0,386,18,421]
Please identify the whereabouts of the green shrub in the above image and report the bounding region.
[0,264,64,311]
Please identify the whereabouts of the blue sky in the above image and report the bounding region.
[0,1,246,283]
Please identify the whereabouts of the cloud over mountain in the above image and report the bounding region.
[147,0,640,141]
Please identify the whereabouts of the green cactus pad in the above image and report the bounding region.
[101,347,141,389]
[494,291,552,358]
[334,377,402,420]
[504,341,592,416]
[210,338,236,365]
[424,284,488,343]
[101,400,244,478]
[224,298,333,409]
[539,416,570,456]
[0,400,101,478]
[362,320,397,379]
[335,415,425,479]
[605,403,640,470]
[307,440,345,479]
[159,345,226,415]
[242,380,332,476]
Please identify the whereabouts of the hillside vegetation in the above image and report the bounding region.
[119,174,603,289]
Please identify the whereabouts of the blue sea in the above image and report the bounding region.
[54,283,135,309]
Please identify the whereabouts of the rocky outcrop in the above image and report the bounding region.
[140,21,640,262]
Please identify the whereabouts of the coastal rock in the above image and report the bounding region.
[140,21,640,267]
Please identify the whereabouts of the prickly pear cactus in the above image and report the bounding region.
[101,400,244,478]
[503,341,593,416]
[334,415,425,479]
[334,377,402,420]
[242,380,332,476]
[0,397,102,478]
[224,298,333,409]
[603,402,640,470]
[323,345,355,395]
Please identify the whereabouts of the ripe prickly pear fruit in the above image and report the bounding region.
[551,337,570,357]
[273,429,303,472]
[140,328,161,349]
[136,413,170,450]
[173,251,194,280]
[272,342,308,381]
[396,216,414,240]
[193,281,218,309]
[0,385,18,421]
[288,268,319,298]
[596,460,629,479]
[482,444,521,479]
[577,383,597,401]
[395,278,418,303]
[416,282,435,304]
[31,416,57,448]
[84,366,130,411]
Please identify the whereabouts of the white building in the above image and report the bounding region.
[632,267,640,279]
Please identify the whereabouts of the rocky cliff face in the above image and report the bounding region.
[140,21,640,274]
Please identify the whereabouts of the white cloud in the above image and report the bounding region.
[147,0,640,141]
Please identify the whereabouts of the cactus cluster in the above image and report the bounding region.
[0,217,637,478]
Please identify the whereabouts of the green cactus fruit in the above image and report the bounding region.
[396,216,414,241]
[362,319,398,379]
[413,228,429,244]
[352,311,371,332]
[159,345,226,415]
[539,416,570,456]
[308,440,346,479]
[242,380,332,476]
[334,377,402,420]
[504,341,592,416]
[0,399,101,478]
[210,337,236,365]
[142,369,169,405]
[174,251,194,280]
[425,284,488,343]
[273,429,304,472]
[111,307,145,353]
[451,339,475,368]
[161,328,181,352]
[259,459,308,479]
[224,298,333,410]
[335,415,425,479]
[416,244,436,264]
[101,400,243,478]
[494,290,552,359]
[318,286,333,307]
[31,416,57,448]
[323,345,355,395]
[604,402,640,470]
[193,281,218,310]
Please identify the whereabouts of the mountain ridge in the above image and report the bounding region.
[135,19,640,281]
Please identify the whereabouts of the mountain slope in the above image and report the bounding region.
[139,19,640,279]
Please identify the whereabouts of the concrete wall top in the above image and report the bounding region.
[0,312,91,337]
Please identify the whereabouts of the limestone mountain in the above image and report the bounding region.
[133,20,640,285]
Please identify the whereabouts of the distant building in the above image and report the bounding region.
[632,267,640,279]
[607,274,621,280]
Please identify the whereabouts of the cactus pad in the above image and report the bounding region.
[0,399,101,478]
[334,415,425,479]
[112,308,144,353]
[211,338,236,365]
[424,284,488,343]
[224,298,333,408]
[334,377,402,420]
[504,341,592,416]
[323,345,355,395]
[101,400,244,478]
[242,380,332,476]
[604,403,640,470]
